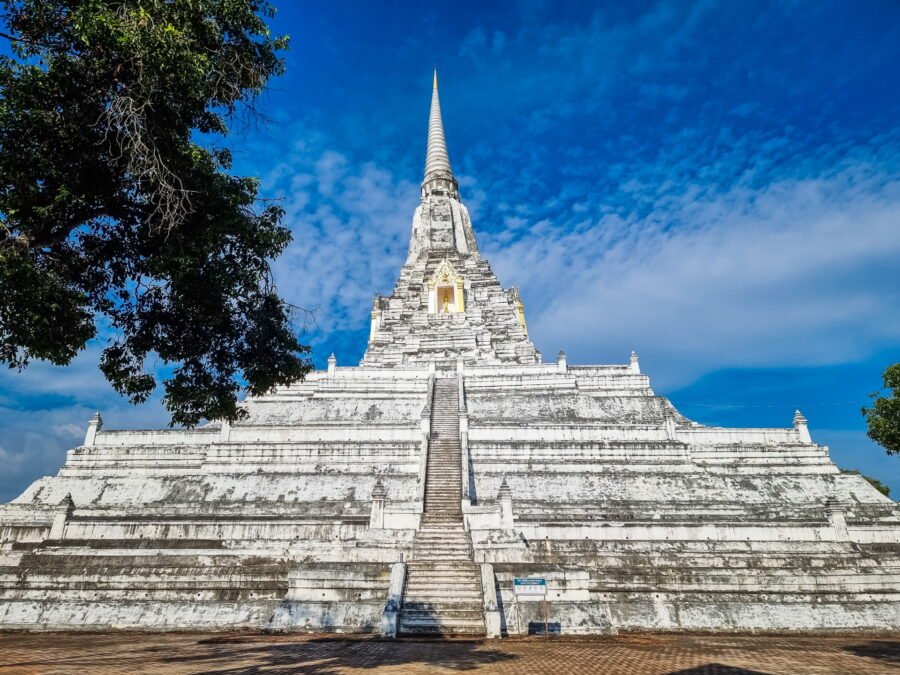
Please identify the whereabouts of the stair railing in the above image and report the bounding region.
[417,373,435,507]
[458,370,470,507]
[380,561,407,638]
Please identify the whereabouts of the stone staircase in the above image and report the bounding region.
[399,377,486,636]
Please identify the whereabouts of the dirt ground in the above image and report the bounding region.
[0,631,897,674]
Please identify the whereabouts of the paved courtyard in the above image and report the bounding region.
[0,632,897,675]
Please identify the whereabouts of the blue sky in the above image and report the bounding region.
[2,0,900,500]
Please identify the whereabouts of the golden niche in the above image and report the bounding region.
[428,260,465,314]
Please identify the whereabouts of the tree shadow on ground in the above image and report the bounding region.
[842,640,900,665]
[161,636,519,675]
[663,666,773,675]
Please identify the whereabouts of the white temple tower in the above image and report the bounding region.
[362,70,537,368]
[0,73,897,636]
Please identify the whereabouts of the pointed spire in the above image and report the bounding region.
[422,69,458,199]
[425,68,452,177]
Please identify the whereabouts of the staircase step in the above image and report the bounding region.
[405,577,480,584]
[404,591,482,601]
[402,377,484,637]
[411,544,470,550]
[405,571,480,579]
[404,591,482,600]
[413,556,473,562]
[398,621,485,635]
[414,539,470,551]
[405,571,478,581]
[401,602,483,612]
[400,609,484,619]
[398,620,485,628]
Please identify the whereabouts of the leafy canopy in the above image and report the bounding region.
[0,0,310,426]
[862,363,900,456]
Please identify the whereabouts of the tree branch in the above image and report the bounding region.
[0,29,74,55]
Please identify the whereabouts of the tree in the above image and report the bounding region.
[0,1,310,426]
[862,363,900,456]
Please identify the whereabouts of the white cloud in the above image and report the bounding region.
[256,128,419,355]
[243,111,900,397]
[52,423,85,440]
[486,159,900,389]
[0,343,171,501]
[0,445,27,473]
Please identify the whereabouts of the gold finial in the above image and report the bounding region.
[433,67,438,90]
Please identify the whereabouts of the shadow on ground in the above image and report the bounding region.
[664,666,773,675]
[3,633,900,674]
[162,636,519,675]
[842,640,900,665]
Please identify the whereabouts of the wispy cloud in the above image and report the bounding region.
[484,140,900,388]
[0,345,171,501]
[252,126,419,361]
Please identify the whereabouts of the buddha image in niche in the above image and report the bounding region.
[439,286,454,313]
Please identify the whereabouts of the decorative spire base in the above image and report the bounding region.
[421,171,459,201]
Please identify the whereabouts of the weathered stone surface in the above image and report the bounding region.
[0,73,897,636]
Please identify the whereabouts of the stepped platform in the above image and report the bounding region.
[1,359,897,634]
[0,73,897,636]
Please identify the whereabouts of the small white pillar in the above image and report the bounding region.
[536,350,542,363]
[663,409,677,440]
[794,410,812,443]
[498,478,514,529]
[369,310,378,342]
[481,563,501,638]
[629,350,641,374]
[381,561,406,638]
[455,278,466,313]
[327,353,337,377]
[369,480,386,529]
[427,282,437,314]
[557,350,567,373]
[49,493,75,540]
[83,412,102,447]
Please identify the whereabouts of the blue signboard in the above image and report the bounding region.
[514,577,547,596]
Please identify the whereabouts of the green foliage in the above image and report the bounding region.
[862,363,900,456]
[841,469,891,498]
[0,1,310,426]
